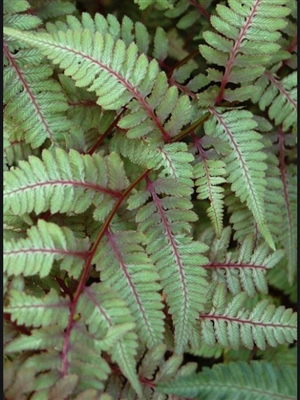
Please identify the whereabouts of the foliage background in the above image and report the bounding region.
[3,0,297,399]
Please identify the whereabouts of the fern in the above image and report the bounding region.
[157,361,297,399]
[199,283,297,350]
[199,0,291,105]
[203,229,285,296]
[4,220,89,278]
[3,1,297,399]
[252,70,297,131]
[204,108,275,248]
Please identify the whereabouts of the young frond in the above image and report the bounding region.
[200,284,297,350]
[252,71,297,131]
[4,220,89,278]
[4,148,127,218]
[205,108,274,249]
[157,361,297,399]
[93,230,165,348]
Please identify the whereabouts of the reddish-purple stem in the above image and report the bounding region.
[216,0,260,105]
[188,0,210,20]
[44,42,171,142]
[61,169,150,375]
[7,180,122,199]
[146,176,189,316]
[204,262,267,270]
[200,313,295,329]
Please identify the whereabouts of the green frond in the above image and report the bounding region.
[2,2,297,398]
[194,151,226,238]
[76,285,141,395]
[252,71,297,131]
[45,13,151,57]
[66,322,112,393]
[200,284,297,350]
[68,308,141,393]
[5,325,63,353]
[199,0,291,103]
[93,231,165,348]
[3,7,70,148]
[3,0,31,14]
[225,150,285,245]
[147,142,194,184]
[205,232,285,296]
[4,288,70,329]
[4,148,127,217]
[3,25,193,143]
[129,177,208,353]
[205,108,274,249]
[4,220,89,278]
[157,361,297,399]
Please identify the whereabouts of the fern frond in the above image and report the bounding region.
[157,361,297,399]
[252,71,297,131]
[4,288,70,329]
[4,148,127,218]
[199,0,291,104]
[4,220,89,278]
[3,0,31,14]
[93,230,165,348]
[193,139,226,237]
[205,232,285,296]
[128,177,208,353]
[200,284,297,350]
[3,5,70,148]
[3,25,193,143]
[76,284,142,396]
[225,150,285,245]
[205,108,274,249]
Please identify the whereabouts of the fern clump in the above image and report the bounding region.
[3,0,297,399]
